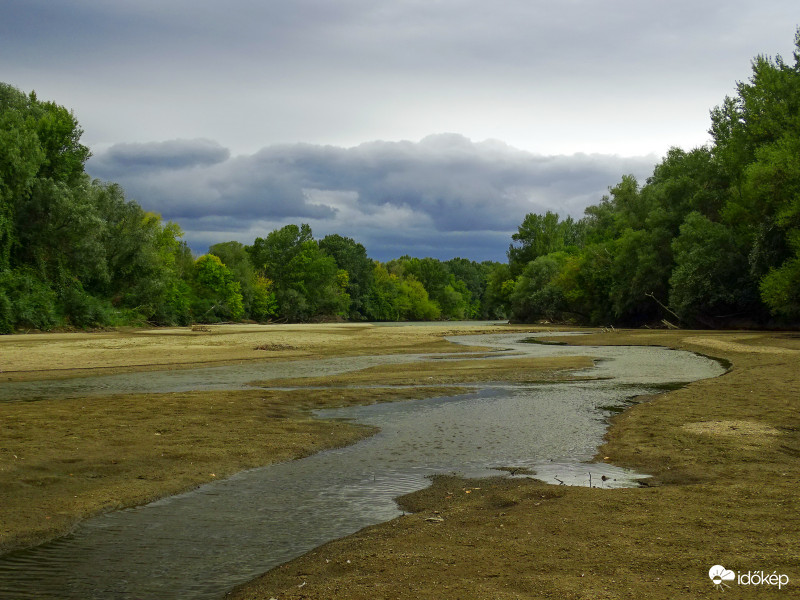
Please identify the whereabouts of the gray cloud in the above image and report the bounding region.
[2,1,796,158]
[93,139,230,174]
[88,135,657,261]
[4,2,795,262]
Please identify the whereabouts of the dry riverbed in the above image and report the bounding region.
[2,324,799,599]
[0,322,545,553]
[229,329,800,600]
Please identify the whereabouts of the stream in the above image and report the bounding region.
[0,333,726,599]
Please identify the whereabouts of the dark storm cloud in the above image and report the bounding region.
[93,139,230,173]
[88,135,656,260]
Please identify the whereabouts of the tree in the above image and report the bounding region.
[669,212,757,324]
[508,211,580,275]
[365,262,402,321]
[608,227,672,322]
[0,83,196,330]
[510,252,568,322]
[446,258,489,318]
[319,234,374,319]
[402,256,470,319]
[759,240,800,320]
[210,240,270,321]
[191,254,244,322]
[483,262,514,319]
[247,224,348,321]
[553,244,615,324]
[397,276,441,320]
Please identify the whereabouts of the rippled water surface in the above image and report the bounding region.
[0,333,726,599]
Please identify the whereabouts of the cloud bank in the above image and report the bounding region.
[4,1,796,158]
[88,134,657,261]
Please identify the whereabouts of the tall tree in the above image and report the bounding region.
[508,211,582,275]
[247,224,348,321]
[319,234,374,319]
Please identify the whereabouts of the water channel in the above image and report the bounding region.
[0,333,726,599]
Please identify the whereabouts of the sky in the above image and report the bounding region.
[2,1,798,261]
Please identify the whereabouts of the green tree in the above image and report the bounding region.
[759,236,800,320]
[508,211,581,275]
[669,212,757,325]
[365,262,402,321]
[402,256,469,319]
[608,227,672,322]
[319,234,374,319]
[397,276,441,320]
[553,244,615,324]
[510,252,568,322]
[446,258,489,318]
[210,240,275,321]
[483,262,514,319]
[191,254,244,322]
[247,224,348,321]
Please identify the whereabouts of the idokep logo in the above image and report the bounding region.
[709,564,790,591]
[709,565,735,590]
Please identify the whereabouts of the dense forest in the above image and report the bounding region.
[1,32,798,333]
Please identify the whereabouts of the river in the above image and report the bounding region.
[0,333,725,599]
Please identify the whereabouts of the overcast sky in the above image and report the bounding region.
[2,1,797,261]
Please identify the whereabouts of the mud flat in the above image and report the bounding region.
[229,329,800,600]
[0,323,516,554]
[1,325,798,599]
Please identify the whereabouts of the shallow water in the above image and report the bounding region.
[0,353,434,402]
[0,333,726,599]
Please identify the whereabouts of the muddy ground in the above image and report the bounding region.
[0,323,502,382]
[2,325,799,598]
[0,322,549,553]
[228,328,800,600]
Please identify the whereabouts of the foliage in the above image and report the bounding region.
[191,254,244,322]
[510,253,568,322]
[319,234,374,319]
[668,212,756,324]
[247,224,349,321]
[210,240,277,322]
[0,83,202,330]
[507,30,800,327]
[508,211,582,275]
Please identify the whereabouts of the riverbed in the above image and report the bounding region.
[0,333,726,599]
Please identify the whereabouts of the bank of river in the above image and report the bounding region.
[0,332,726,599]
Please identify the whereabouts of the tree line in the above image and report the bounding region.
[0,84,506,332]
[2,31,799,332]
[504,31,800,328]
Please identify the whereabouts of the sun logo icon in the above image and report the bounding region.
[709,565,736,590]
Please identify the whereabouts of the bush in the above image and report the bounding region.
[5,268,60,330]
[59,285,115,328]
